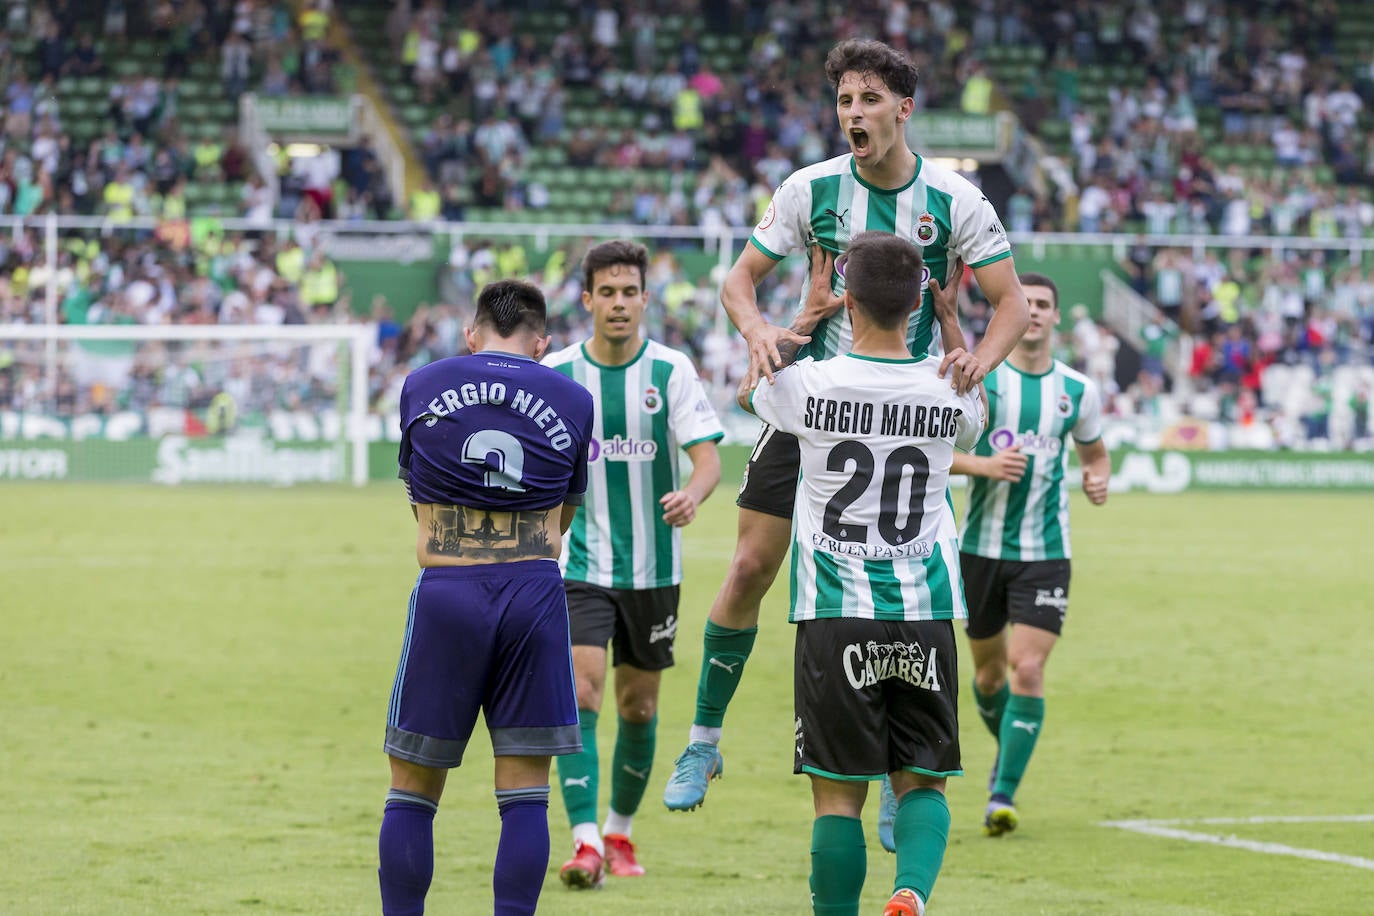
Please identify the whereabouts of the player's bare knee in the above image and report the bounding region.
[574,675,604,712]
[890,771,945,800]
[617,694,657,724]
[974,666,1007,696]
[721,549,782,606]
[1007,657,1045,695]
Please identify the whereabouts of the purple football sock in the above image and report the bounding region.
[493,785,551,916]
[378,789,438,916]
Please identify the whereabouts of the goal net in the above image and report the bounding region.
[0,324,373,486]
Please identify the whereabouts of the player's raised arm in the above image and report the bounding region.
[722,244,800,388]
[947,257,1030,394]
[929,258,967,363]
[725,244,843,388]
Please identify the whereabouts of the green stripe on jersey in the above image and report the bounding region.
[910,186,953,358]
[925,543,956,621]
[865,558,906,621]
[649,358,676,583]
[811,548,847,619]
[806,174,845,362]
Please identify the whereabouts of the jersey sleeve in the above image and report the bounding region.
[749,176,809,261]
[1072,379,1104,444]
[565,402,594,506]
[667,357,725,449]
[949,187,1012,269]
[396,378,414,489]
[954,387,987,452]
[747,359,812,434]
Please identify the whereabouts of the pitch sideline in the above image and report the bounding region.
[1100,814,1374,871]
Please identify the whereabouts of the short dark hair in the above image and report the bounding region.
[824,39,919,99]
[582,239,648,293]
[1017,272,1059,308]
[474,279,547,337]
[840,232,924,331]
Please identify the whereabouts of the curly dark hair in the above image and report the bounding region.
[823,39,919,98]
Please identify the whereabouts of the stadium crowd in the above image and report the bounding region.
[1,0,1372,449]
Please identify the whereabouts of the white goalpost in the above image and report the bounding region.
[0,324,375,487]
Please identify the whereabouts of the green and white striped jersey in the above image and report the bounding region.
[750,354,985,622]
[960,360,1104,561]
[751,153,1012,360]
[544,339,724,589]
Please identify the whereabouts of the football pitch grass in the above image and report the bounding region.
[3,483,1373,914]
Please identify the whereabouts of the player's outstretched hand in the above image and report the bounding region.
[659,490,699,527]
[745,323,810,388]
[805,244,845,322]
[1082,471,1109,505]
[986,445,1028,482]
[938,347,989,397]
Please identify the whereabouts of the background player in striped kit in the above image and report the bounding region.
[543,240,724,887]
[950,272,1111,836]
[380,280,595,916]
[744,232,985,916]
[664,36,1029,814]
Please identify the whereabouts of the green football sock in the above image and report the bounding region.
[692,621,758,728]
[992,694,1045,802]
[892,787,949,903]
[608,713,656,818]
[809,814,866,916]
[972,679,1009,741]
[555,708,599,827]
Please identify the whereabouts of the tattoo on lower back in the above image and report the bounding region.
[426,506,552,560]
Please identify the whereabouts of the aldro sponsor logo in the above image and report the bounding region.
[587,436,658,463]
[842,640,942,691]
[988,427,1062,456]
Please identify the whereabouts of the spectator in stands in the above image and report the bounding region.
[222,31,251,100]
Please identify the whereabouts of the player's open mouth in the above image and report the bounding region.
[849,128,869,153]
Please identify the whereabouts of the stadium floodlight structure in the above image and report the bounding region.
[0,323,375,487]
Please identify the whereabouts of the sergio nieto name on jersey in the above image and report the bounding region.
[399,352,594,511]
[418,378,578,451]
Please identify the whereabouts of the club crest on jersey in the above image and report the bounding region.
[914,212,937,246]
[642,385,663,414]
[1057,393,1074,417]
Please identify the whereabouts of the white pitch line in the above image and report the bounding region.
[1125,815,1374,827]
[1101,818,1374,871]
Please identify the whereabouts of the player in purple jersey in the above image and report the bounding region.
[378,279,595,916]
